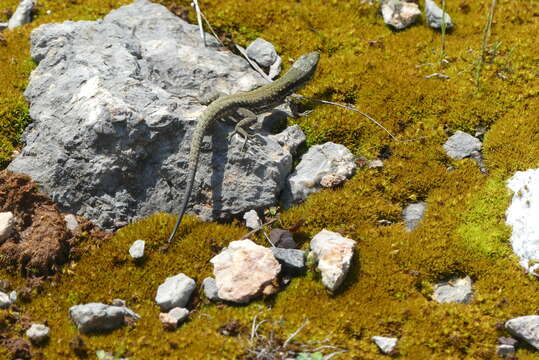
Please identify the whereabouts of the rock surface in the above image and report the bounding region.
[64,214,80,233]
[271,248,305,273]
[8,0,296,231]
[372,336,398,354]
[443,131,482,160]
[505,315,539,350]
[243,210,261,230]
[403,202,426,231]
[128,239,145,260]
[0,211,14,242]
[506,168,539,274]
[269,228,296,249]
[155,273,196,312]
[159,307,189,330]
[281,142,356,208]
[7,0,34,30]
[202,277,220,301]
[310,229,356,291]
[381,0,421,30]
[432,276,473,304]
[210,239,281,303]
[268,124,306,155]
[246,37,279,68]
[69,302,140,334]
[425,0,453,29]
[26,323,50,344]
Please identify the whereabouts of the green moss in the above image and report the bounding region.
[0,0,539,358]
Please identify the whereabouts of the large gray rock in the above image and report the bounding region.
[281,142,356,208]
[403,202,426,231]
[7,0,34,30]
[310,229,356,291]
[8,0,296,231]
[432,276,473,304]
[505,315,539,350]
[69,302,140,334]
[425,0,454,29]
[381,0,421,30]
[155,273,196,311]
[210,239,281,303]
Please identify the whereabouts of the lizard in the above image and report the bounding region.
[166,51,320,245]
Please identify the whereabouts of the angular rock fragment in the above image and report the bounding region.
[403,202,426,231]
[432,276,473,304]
[64,214,80,233]
[505,315,539,350]
[243,210,261,230]
[69,302,140,334]
[211,239,281,303]
[271,248,305,273]
[202,277,220,301]
[26,323,50,344]
[159,307,189,330]
[443,131,482,160]
[246,37,279,68]
[372,336,398,354]
[269,228,296,249]
[128,239,145,260]
[381,0,421,30]
[155,273,195,312]
[0,290,12,309]
[310,229,356,291]
[425,0,453,29]
[268,124,306,155]
[282,142,356,208]
[7,0,34,30]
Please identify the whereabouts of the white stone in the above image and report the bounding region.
[69,302,140,334]
[372,336,398,354]
[0,291,12,309]
[26,323,50,344]
[506,169,539,274]
[381,0,421,30]
[7,0,35,29]
[0,211,14,242]
[64,214,80,233]
[443,131,482,160]
[155,273,196,311]
[282,142,356,208]
[505,315,539,350]
[210,239,281,303]
[425,0,454,29]
[310,229,356,291]
[243,210,261,230]
[159,307,189,329]
[246,38,279,68]
[403,202,427,231]
[128,239,145,260]
[432,276,473,304]
[8,290,17,303]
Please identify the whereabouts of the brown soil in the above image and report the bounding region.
[0,170,110,276]
[0,337,31,359]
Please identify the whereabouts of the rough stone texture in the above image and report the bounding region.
[381,0,421,30]
[64,214,80,233]
[128,239,145,260]
[7,0,34,30]
[372,336,398,354]
[310,229,356,291]
[69,302,140,334]
[403,202,426,231]
[268,124,306,155]
[443,131,482,160]
[0,290,11,309]
[26,323,50,344]
[8,0,296,231]
[505,315,539,350]
[243,210,261,230]
[159,307,189,330]
[155,273,196,311]
[210,239,281,303]
[425,0,454,29]
[202,277,220,301]
[320,173,347,188]
[0,211,14,242]
[496,344,515,358]
[506,169,539,275]
[246,37,279,68]
[432,276,473,304]
[269,228,296,249]
[271,248,305,272]
[281,142,356,208]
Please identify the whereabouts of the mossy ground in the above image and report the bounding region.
[0,0,538,358]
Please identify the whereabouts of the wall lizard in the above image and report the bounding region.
[166,51,320,244]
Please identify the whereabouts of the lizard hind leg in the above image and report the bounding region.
[228,108,258,152]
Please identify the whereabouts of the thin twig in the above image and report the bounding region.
[475,0,497,86]
[241,218,279,240]
[197,5,225,48]
[424,72,450,79]
[235,44,273,83]
[291,95,424,143]
[192,0,206,46]
[283,320,309,348]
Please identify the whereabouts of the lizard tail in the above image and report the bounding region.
[167,143,201,244]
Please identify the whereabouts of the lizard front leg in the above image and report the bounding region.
[228,108,258,151]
